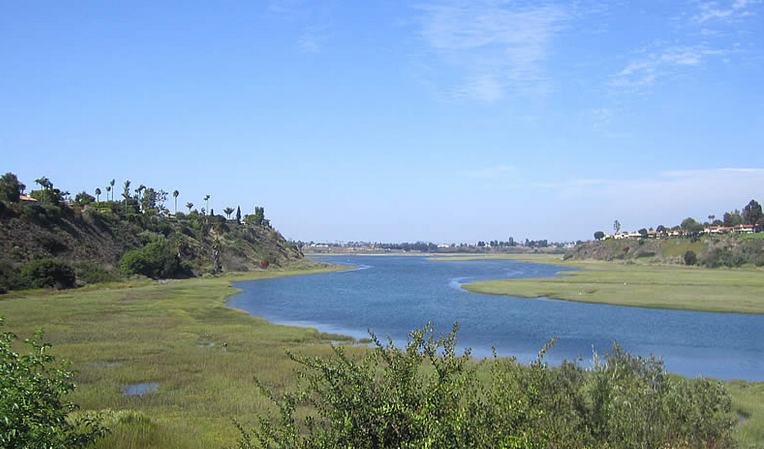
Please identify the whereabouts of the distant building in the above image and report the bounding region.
[19,194,38,203]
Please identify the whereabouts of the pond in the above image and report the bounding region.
[228,256,764,381]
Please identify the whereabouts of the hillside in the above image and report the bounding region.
[0,174,303,291]
[567,235,764,267]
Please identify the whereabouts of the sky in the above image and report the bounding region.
[2,0,763,243]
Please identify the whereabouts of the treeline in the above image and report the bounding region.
[601,199,764,239]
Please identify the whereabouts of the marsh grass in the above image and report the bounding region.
[461,255,764,314]
[0,264,353,449]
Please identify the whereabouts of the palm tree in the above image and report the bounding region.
[203,195,210,214]
[95,187,101,202]
[223,207,234,219]
[105,186,112,202]
[173,190,179,214]
[109,179,115,201]
[186,202,193,213]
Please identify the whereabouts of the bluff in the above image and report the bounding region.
[0,199,302,290]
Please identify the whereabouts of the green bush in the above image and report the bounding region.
[0,262,24,293]
[703,248,745,268]
[235,324,735,449]
[0,318,107,447]
[75,262,120,285]
[20,259,76,289]
[120,238,191,279]
[683,250,697,265]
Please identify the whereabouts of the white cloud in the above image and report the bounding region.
[417,0,568,102]
[693,0,757,23]
[611,46,726,89]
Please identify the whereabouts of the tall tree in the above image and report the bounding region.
[235,206,241,224]
[94,187,101,202]
[0,172,25,203]
[122,180,131,213]
[743,199,763,226]
[613,220,621,234]
[173,190,179,214]
[105,185,111,202]
[223,207,234,219]
[204,194,210,214]
[186,202,193,213]
[109,179,115,201]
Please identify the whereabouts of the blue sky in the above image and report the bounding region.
[2,0,763,242]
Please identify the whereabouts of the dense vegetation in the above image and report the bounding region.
[569,235,764,267]
[0,318,106,447]
[239,324,735,449]
[0,172,302,293]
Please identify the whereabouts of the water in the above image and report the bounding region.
[122,382,159,396]
[228,256,764,381]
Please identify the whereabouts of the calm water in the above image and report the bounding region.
[229,256,764,381]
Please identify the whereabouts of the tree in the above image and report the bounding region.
[0,172,25,203]
[743,199,763,226]
[236,206,241,224]
[593,231,605,240]
[204,194,210,214]
[680,217,703,234]
[34,176,52,190]
[173,190,179,214]
[613,220,621,234]
[723,210,743,227]
[94,187,101,202]
[684,250,697,266]
[223,207,235,219]
[638,228,648,236]
[74,191,95,207]
[109,179,115,201]
[105,185,112,202]
[656,225,666,234]
[186,202,194,213]
[122,180,131,214]
[0,319,107,447]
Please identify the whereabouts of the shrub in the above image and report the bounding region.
[20,259,76,289]
[75,262,120,285]
[0,262,24,293]
[683,250,697,266]
[235,325,735,449]
[120,238,191,279]
[0,318,107,447]
[702,248,745,268]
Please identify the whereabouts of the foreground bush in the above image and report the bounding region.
[0,318,106,447]
[20,258,76,289]
[236,324,735,449]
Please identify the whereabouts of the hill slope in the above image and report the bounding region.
[0,200,303,288]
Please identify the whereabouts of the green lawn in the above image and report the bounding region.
[461,255,764,314]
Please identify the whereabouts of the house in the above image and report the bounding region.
[19,194,38,203]
[734,224,755,234]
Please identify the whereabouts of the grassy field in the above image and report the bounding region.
[1,258,762,448]
[459,254,764,314]
[0,263,355,449]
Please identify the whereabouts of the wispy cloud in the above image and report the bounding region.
[297,25,328,54]
[417,0,568,102]
[693,0,758,23]
[611,45,727,89]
